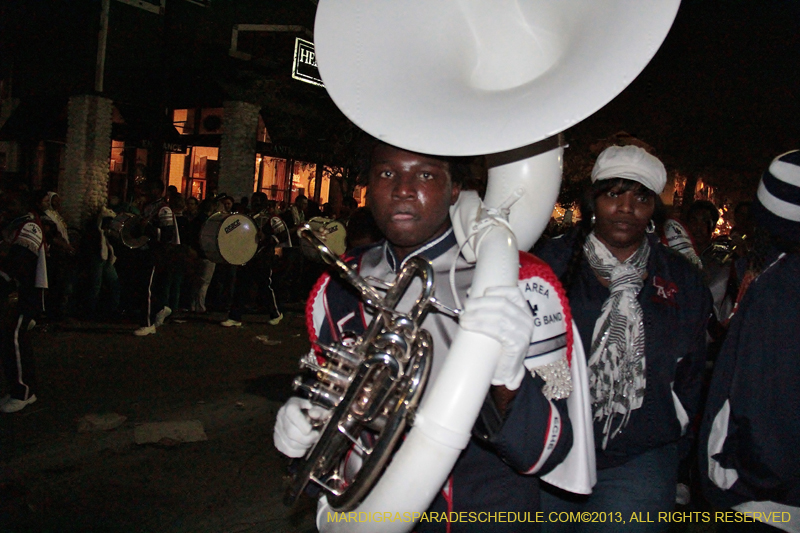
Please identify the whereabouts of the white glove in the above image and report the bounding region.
[459,285,534,391]
[273,397,330,458]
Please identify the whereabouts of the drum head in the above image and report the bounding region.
[110,213,149,249]
[304,217,346,259]
[213,213,258,265]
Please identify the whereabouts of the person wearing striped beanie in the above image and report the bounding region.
[700,150,800,532]
[752,149,800,245]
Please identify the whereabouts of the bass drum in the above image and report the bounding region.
[301,216,346,261]
[108,212,149,249]
[200,212,258,265]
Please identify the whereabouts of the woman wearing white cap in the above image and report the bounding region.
[535,145,712,531]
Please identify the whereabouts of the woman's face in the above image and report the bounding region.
[50,194,61,211]
[593,181,656,261]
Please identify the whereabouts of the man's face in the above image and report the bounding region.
[367,144,460,261]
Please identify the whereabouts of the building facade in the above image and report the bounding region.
[0,0,356,228]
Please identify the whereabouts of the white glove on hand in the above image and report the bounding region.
[459,286,534,391]
[273,397,329,458]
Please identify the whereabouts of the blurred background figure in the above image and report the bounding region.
[132,179,178,336]
[187,198,217,314]
[700,150,800,532]
[83,206,120,320]
[345,206,382,252]
[0,189,44,413]
[35,191,77,321]
[185,196,200,222]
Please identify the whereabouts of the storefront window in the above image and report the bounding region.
[308,165,332,206]
[254,156,289,203]
[191,146,218,178]
[165,145,218,199]
[189,179,205,199]
[167,152,186,191]
[109,140,125,173]
[173,109,193,135]
[353,185,367,207]
[293,161,314,200]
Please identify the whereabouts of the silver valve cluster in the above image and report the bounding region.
[293,342,363,410]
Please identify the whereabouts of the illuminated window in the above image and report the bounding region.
[191,146,218,178]
[172,109,193,135]
[109,140,125,173]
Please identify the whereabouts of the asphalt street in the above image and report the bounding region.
[1,311,318,533]
[1,310,718,533]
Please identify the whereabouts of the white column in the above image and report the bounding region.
[61,94,113,228]
[218,101,260,203]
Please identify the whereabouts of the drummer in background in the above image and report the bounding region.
[165,192,191,315]
[0,189,44,413]
[210,193,237,312]
[186,198,217,314]
[280,195,309,303]
[133,178,180,337]
[268,200,292,248]
[220,192,283,328]
[218,195,234,214]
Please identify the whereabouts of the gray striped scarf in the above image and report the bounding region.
[583,232,650,449]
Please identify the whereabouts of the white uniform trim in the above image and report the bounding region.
[671,387,690,436]
[540,322,596,495]
[15,221,43,255]
[145,267,156,327]
[524,399,561,474]
[708,399,739,490]
[14,315,32,400]
[770,159,800,188]
[757,181,800,222]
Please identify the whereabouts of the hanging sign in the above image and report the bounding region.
[292,38,324,88]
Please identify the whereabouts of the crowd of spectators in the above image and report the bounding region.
[3,183,378,333]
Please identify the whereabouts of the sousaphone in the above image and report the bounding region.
[288,2,681,531]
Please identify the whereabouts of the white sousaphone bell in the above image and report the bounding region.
[296,1,681,531]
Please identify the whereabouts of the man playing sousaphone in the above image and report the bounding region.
[274,136,578,531]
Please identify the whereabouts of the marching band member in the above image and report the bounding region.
[699,151,800,532]
[0,189,46,413]
[133,178,179,337]
[275,138,577,532]
[219,192,283,328]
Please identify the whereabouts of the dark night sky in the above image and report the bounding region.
[565,0,800,195]
[1,0,796,198]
